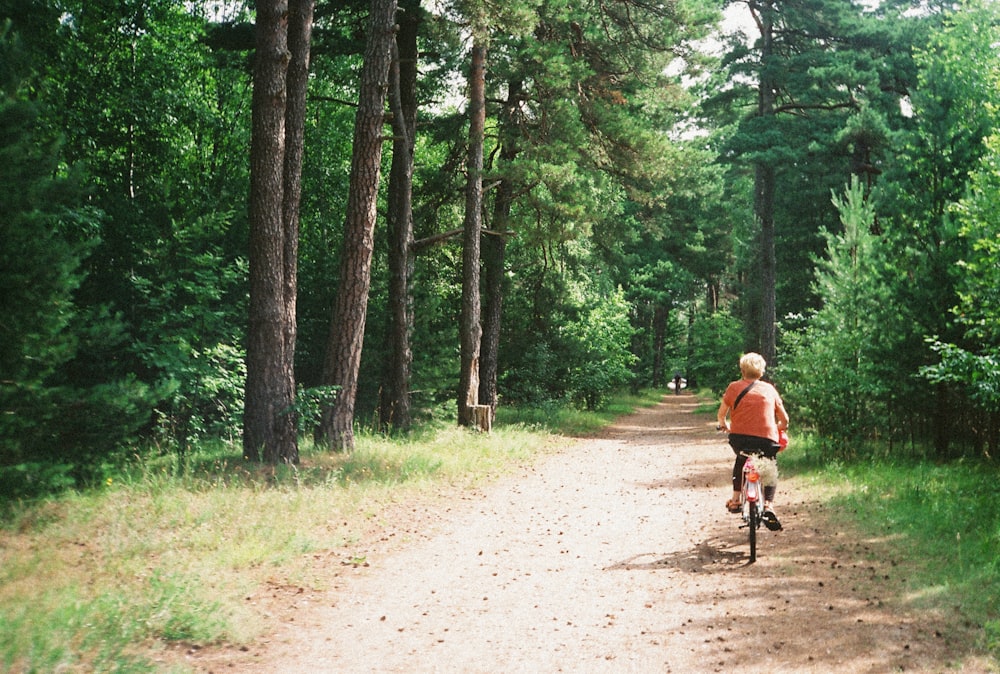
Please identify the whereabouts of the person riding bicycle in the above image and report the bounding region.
[716,352,789,531]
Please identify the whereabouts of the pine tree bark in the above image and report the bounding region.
[244,0,295,463]
[270,0,313,465]
[478,209,506,421]
[380,0,419,431]
[317,0,397,451]
[478,80,521,418]
[754,0,777,366]
[457,42,486,428]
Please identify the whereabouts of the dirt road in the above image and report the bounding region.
[179,395,991,673]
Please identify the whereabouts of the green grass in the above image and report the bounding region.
[779,436,1000,660]
[496,388,667,435]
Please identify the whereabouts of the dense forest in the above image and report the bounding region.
[2,0,999,492]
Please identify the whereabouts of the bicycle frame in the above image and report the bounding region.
[739,451,764,562]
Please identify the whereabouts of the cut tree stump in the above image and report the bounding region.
[470,404,492,433]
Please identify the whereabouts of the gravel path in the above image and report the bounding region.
[179,395,992,673]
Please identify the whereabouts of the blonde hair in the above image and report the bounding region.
[739,352,766,379]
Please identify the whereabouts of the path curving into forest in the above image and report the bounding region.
[177,395,990,673]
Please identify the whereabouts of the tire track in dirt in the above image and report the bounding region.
[176,395,991,673]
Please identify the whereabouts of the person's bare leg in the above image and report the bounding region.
[726,491,741,512]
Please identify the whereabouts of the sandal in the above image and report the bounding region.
[726,498,741,513]
[762,508,783,531]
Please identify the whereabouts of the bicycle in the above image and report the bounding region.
[737,451,766,562]
[730,449,782,562]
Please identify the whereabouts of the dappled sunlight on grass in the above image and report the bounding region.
[793,445,1000,658]
[496,389,669,436]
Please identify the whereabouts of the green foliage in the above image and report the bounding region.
[562,287,637,410]
[781,177,901,450]
[130,212,249,447]
[289,386,341,434]
[710,0,915,335]
[922,342,1000,411]
[2,0,999,487]
[0,34,158,487]
[687,308,745,394]
[500,244,637,410]
[500,340,560,407]
[0,1,257,479]
[0,62,92,454]
[870,0,1000,456]
[951,135,1000,347]
[0,463,76,502]
[919,132,1000,448]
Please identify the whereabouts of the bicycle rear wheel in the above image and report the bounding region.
[747,503,758,562]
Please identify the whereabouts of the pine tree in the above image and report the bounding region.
[715,0,913,361]
[1,30,154,483]
[782,177,899,448]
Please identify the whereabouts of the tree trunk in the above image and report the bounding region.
[478,212,506,422]
[244,0,294,463]
[478,79,521,419]
[380,0,419,432]
[754,0,777,366]
[457,41,486,428]
[271,0,313,465]
[756,162,777,365]
[317,0,397,451]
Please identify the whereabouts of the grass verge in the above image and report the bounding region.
[780,437,1000,662]
[0,390,662,673]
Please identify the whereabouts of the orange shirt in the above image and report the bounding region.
[722,379,785,443]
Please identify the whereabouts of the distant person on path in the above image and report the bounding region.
[716,352,789,530]
[672,371,683,395]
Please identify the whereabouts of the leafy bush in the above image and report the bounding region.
[0,67,158,487]
[500,340,564,406]
[503,284,638,410]
[561,287,637,410]
[130,212,249,448]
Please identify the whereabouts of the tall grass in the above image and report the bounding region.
[0,390,660,672]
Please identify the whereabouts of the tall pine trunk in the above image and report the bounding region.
[317,0,397,451]
[380,0,419,431]
[273,0,313,465]
[652,304,667,388]
[457,42,486,427]
[478,201,507,418]
[244,0,295,463]
[754,0,777,366]
[478,79,521,417]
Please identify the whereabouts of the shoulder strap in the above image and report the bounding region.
[732,381,757,410]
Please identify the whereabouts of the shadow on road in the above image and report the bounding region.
[604,537,754,573]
